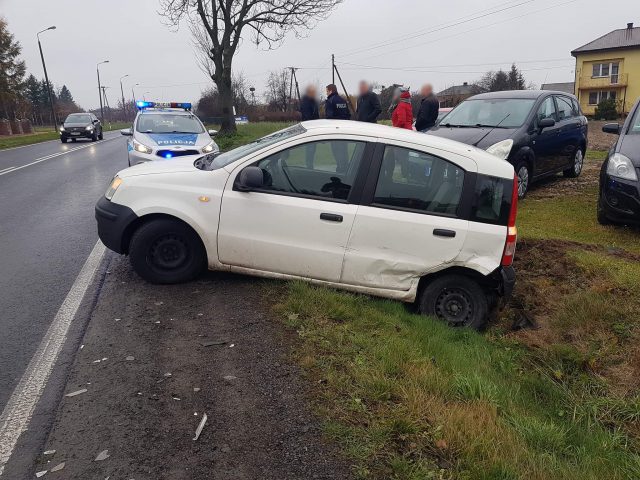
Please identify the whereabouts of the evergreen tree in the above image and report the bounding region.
[0,17,27,118]
[58,85,74,104]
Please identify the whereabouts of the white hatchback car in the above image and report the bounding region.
[97,121,518,328]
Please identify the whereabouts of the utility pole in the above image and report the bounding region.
[287,67,300,111]
[332,54,335,85]
[37,26,57,130]
[119,74,129,121]
[332,59,354,116]
[101,86,111,124]
[96,60,109,123]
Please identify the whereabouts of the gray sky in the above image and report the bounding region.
[1,0,636,110]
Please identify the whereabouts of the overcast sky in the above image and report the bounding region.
[1,0,636,110]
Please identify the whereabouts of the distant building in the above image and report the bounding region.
[571,22,640,115]
[541,82,575,95]
[436,82,475,108]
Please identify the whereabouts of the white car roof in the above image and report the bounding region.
[300,120,515,179]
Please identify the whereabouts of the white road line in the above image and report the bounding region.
[0,241,106,476]
[0,136,120,177]
[0,167,15,174]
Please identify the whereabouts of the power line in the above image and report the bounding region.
[339,58,571,69]
[336,62,573,75]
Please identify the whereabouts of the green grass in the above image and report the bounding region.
[0,122,131,150]
[207,122,294,151]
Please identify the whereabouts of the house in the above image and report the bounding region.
[571,22,640,115]
[541,82,575,95]
[436,82,475,108]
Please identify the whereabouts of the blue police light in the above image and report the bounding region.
[164,152,173,159]
[136,101,154,110]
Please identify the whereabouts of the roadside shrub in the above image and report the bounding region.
[594,98,619,120]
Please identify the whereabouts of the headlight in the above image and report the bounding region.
[486,139,514,160]
[59,126,65,132]
[105,176,123,201]
[607,153,638,181]
[86,125,94,131]
[201,142,217,154]
[133,139,153,154]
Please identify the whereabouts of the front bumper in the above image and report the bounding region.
[600,173,640,225]
[95,196,138,254]
[127,149,205,165]
[61,130,94,139]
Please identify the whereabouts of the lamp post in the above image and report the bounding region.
[119,74,129,120]
[37,26,57,130]
[96,60,109,122]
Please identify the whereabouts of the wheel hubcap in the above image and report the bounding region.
[574,150,584,175]
[517,166,529,197]
[149,234,189,270]
[435,287,474,326]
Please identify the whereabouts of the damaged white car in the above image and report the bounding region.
[96,120,518,329]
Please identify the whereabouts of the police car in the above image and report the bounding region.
[120,101,218,166]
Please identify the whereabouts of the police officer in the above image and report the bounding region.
[324,84,351,120]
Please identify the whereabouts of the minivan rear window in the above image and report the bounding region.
[470,174,514,225]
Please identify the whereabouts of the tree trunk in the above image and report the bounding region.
[215,73,236,135]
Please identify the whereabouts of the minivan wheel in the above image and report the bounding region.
[564,148,584,178]
[129,218,206,284]
[514,161,530,198]
[419,274,489,330]
[597,196,612,226]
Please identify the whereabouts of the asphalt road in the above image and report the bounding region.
[0,132,127,410]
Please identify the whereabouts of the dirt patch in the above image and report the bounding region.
[526,157,600,200]
[588,120,619,151]
[34,256,351,479]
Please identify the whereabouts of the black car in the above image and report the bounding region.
[598,98,640,226]
[59,113,103,143]
[427,90,588,198]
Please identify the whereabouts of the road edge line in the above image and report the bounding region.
[0,241,106,476]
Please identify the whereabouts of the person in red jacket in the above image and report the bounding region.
[392,89,414,130]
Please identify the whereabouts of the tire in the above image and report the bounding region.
[419,274,489,330]
[514,160,531,199]
[91,132,98,142]
[597,196,612,226]
[61,137,67,143]
[129,218,206,284]
[564,147,584,178]
[71,138,77,143]
[98,129,104,140]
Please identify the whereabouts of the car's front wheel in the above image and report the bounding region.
[514,160,531,199]
[564,148,584,178]
[61,137,67,143]
[98,129,104,140]
[129,218,206,284]
[418,274,489,330]
[597,196,613,226]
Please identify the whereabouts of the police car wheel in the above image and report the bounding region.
[129,218,206,284]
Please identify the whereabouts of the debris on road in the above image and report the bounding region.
[193,387,200,392]
[65,389,87,397]
[35,470,47,477]
[43,450,56,456]
[164,372,172,377]
[223,375,237,382]
[50,462,65,472]
[125,356,135,361]
[193,413,207,441]
[200,339,227,347]
[94,450,110,461]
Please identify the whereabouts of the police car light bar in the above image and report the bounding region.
[135,101,192,111]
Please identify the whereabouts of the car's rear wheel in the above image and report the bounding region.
[564,148,584,178]
[418,274,489,330]
[129,218,206,284]
[514,160,530,199]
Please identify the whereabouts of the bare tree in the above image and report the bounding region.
[161,0,343,134]
[265,69,290,112]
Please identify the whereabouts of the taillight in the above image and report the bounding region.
[501,174,519,266]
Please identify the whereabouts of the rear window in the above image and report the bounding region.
[470,175,514,225]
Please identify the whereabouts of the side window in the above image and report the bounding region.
[471,175,513,226]
[536,97,557,124]
[254,140,365,200]
[571,98,581,116]
[373,146,465,215]
[555,96,575,120]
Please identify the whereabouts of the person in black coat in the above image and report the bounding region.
[300,85,319,121]
[325,84,351,120]
[415,84,440,132]
[356,81,381,123]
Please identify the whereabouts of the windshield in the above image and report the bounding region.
[197,124,306,171]
[136,114,204,134]
[65,114,91,123]
[442,98,536,128]
[630,105,640,134]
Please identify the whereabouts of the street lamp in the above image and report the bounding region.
[119,74,129,120]
[37,26,57,131]
[96,60,109,123]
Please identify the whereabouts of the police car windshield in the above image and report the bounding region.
[136,114,204,134]
[196,124,306,171]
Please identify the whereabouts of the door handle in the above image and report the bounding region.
[320,213,343,223]
[433,229,456,238]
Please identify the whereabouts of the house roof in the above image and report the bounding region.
[437,83,474,97]
[572,25,640,55]
[541,82,575,94]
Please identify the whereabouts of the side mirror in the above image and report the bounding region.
[236,166,264,192]
[602,123,621,135]
[120,128,133,136]
[93,119,100,124]
[208,129,218,136]
[538,117,555,130]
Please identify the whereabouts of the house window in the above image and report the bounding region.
[591,62,620,83]
[588,91,617,105]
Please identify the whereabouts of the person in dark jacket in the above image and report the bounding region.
[325,84,351,120]
[356,81,381,123]
[415,84,439,132]
[300,85,319,121]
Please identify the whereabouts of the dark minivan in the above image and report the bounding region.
[598,97,640,226]
[427,90,588,197]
